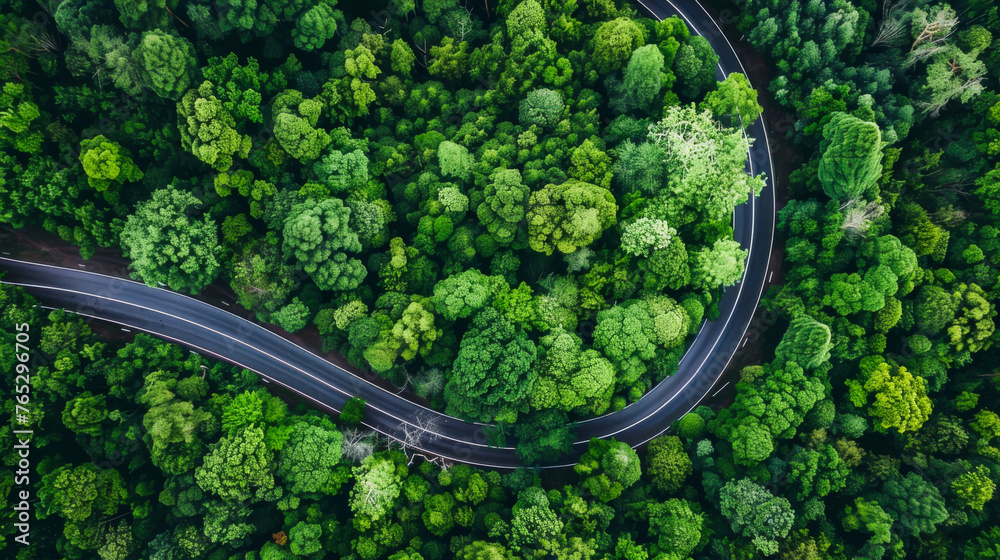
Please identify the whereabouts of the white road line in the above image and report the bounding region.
[712,382,731,397]
[3,0,779,468]
[741,338,748,348]
[52,308,511,469]
[769,271,774,283]
[0,256,467,424]
[3,281,510,452]
[593,0,776,448]
[121,328,131,332]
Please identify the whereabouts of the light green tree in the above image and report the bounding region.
[644,294,691,349]
[916,45,986,116]
[506,0,545,37]
[391,39,416,76]
[530,328,615,414]
[78,135,143,195]
[692,238,747,290]
[120,187,222,293]
[350,455,402,530]
[568,138,613,189]
[392,301,441,360]
[648,105,765,222]
[0,82,43,154]
[621,218,675,257]
[195,426,275,503]
[137,30,197,100]
[526,180,618,255]
[272,90,331,162]
[847,358,931,434]
[702,72,762,126]
[177,81,252,171]
[438,140,474,182]
[952,465,996,511]
[592,17,644,73]
[519,88,564,129]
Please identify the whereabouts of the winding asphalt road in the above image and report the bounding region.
[0,0,776,468]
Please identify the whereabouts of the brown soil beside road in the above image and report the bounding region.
[0,222,425,408]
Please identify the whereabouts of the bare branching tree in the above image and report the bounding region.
[398,412,441,452]
[342,427,377,463]
[906,44,948,67]
[910,5,959,51]
[842,200,886,238]
[871,0,910,48]
[414,368,445,399]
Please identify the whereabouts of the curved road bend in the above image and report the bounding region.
[0,0,775,469]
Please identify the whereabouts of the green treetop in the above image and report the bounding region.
[177,81,252,171]
[574,438,641,502]
[702,72,763,126]
[272,89,331,162]
[648,105,765,222]
[530,328,615,415]
[292,3,339,51]
[350,455,403,531]
[592,17,645,74]
[847,357,931,434]
[120,187,222,294]
[137,30,197,100]
[79,135,143,196]
[444,307,537,423]
[818,112,883,201]
[278,421,344,495]
[773,315,832,369]
[719,478,795,556]
[526,180,618,255]
[282,198,366,291]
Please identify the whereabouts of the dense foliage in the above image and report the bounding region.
[4,0,1000,559]
[0,0,762,433]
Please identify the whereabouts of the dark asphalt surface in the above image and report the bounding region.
[0,0,775,468]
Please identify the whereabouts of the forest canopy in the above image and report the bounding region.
[4,0,1000,559]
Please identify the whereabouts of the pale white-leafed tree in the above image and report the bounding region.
[341,427,377,464]
[871,0,911,47]
[349,456,402,529]
[842,200,886,238]
[647,105,766,222]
